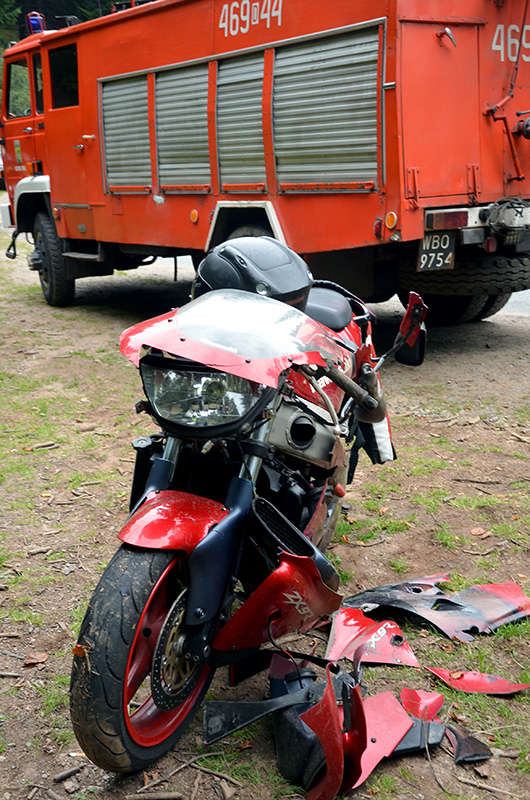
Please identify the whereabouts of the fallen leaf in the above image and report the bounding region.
[235,740,253,752]
[474,761,491,780]
[438,642,453,653]
[379,507,389,515]
[470,527,486,536]
[72,644,88,658]
[518,573,527,579]
[23,652,48,667]
[450,671,464,680]
[481,531,492,539]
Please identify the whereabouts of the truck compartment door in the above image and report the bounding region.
[400,21,481,202]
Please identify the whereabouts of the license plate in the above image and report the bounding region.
[418,231,455,271]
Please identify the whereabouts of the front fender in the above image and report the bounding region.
[118,490,229,551]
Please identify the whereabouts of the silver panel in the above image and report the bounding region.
[217,53,266,187]
[156,64,210,187]
[102,76,151,187]
[273,28,380,185]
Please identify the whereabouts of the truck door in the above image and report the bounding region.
[400,21,481,202]
[42,42,94,239]
[2,54,39,196]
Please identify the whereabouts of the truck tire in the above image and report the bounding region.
[33,212,75,306]
[228,224,271,239]
[474,292,511,320]
[397,253,529,324]
[397,293,489,326]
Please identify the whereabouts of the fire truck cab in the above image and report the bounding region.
[2,0,530,322]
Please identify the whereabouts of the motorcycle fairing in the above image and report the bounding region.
[118,490,229,550]
[120,289,347,390]
[213,552,342,652]
[425,666,530,695]
[350,692,414,790]
[344,574,530,642]
[444,723,493,764]
[399,687,445,721]
[301,666,345,800]
[326,607,420,667]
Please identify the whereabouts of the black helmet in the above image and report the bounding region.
[194,236,313,311]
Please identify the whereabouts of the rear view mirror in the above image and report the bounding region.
[394,292,428,367]
[395,324,426,366]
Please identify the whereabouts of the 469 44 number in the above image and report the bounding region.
[219,0,283,37]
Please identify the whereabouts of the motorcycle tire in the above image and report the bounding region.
[70,545,214,773]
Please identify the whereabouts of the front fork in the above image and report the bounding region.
[133,418,274,670]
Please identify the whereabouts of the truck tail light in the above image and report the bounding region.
[485,236,497,253]
[425,210,469,230]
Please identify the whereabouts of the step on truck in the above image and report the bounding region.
[2,0,530,323]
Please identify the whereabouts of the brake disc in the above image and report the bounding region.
[151,588,203,711]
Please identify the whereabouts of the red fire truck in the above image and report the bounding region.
[2,0,530,322]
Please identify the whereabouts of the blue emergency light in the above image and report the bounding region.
[26,12,47,34]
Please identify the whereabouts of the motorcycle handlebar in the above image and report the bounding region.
[325,365,378,411]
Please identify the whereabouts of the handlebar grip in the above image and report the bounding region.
[325,365,378,411]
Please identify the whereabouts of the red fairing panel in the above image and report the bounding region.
[120,290,347,389]
[425,667,530,695]
[326,607,420,668]
[301,666,345,800]
[399,688,445,722]
[213,553,342,651]
[118,490,229,550]
[351,692,413,790]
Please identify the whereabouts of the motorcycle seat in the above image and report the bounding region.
[305,287,353,332]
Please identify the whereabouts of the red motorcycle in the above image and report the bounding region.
[70,237,426,775]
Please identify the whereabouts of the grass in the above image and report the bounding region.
[389,555,408,573]
[433,522,461,549]
[35,675,70,717]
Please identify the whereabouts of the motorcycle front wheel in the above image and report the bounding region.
[70,545,214,773]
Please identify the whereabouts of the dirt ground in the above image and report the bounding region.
[0,233,529,800]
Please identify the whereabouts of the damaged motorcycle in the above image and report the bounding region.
[69,237,427,779]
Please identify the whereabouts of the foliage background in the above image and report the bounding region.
[0,1,115,63]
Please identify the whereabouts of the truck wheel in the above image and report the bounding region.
[228,224,271,239]
[398,293,488,326]
[33,212,75,306]
[472,292,511,320]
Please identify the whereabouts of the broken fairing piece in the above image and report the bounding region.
[351,692,413,790]
[425,667,530,695]
[326,607,420,667]
[445,723,493,764]
[270,655,367,796]
[300,666,346,800]
[399,687,445,721]
[391,716,446,756]
[344,575,530,642]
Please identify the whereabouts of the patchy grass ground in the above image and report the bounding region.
[0,230,529,800]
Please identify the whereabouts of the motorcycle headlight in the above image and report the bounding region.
[140,360,265,431]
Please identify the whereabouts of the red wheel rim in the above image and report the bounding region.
[123,559,211,747]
